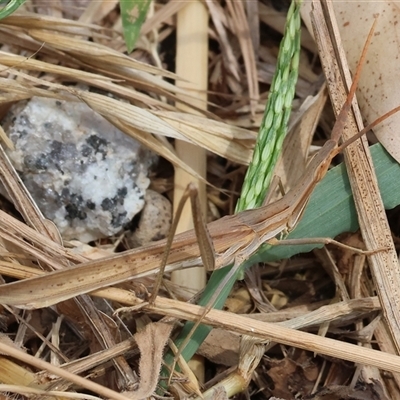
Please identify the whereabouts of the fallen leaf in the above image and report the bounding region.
[301,1,400,163]
[124,321,173,400]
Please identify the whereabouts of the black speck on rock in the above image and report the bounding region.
[61,187,70,198]
[50,140,63,154]
[19,129,29,138]
[65,203,87,220]
[111,212,127,228]
[81,144,93,157]
[101,198,113,211]
[18,115,32,130]
[118,186,128,197]
[23,153,51,171]
[50,140,77,160]
[101,188,127,211]
[64,193,87,220]
[86,135,108,159]
[86,200,96,210]
[35,155,49,170]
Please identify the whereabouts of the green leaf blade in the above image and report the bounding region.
[120,0,151,53]
[0,0,26,20]
[258,143,400,262]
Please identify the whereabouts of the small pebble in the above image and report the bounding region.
[126,190,172,247]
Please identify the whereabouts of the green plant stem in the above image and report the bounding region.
[162,0,303,378]
[0,0,26,19]
[235,0,302,212]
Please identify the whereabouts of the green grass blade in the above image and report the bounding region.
[0,0,26,19]
[161,0,303,379]
[235,0,302,212]
[257,142,400,262]
[120,0,151,53]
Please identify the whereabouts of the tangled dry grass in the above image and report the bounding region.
[1,1,400,399]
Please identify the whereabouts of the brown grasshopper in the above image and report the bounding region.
[0,20,399,311]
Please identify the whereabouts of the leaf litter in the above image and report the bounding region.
[0,1,399,400]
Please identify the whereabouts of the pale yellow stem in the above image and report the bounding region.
[172,0,209,382]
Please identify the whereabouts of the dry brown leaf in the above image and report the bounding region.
[124,321,173,399]
[270,83,327,201]
[259,2,315,52]
[226,0,258,114]
[266,351,318,399]
[141,0,185,35]
[206,0,240,82]
[26,28,176,78]
[2,12,105,34]
[155,111,255,164]
[302,1,400,163]
[0,52,173,109]
[78,0,119,25]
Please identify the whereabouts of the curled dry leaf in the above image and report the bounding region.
[124,321,173,400]
[302,1,400,163]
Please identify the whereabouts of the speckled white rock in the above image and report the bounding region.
[126,189,172,247]
[4,97,156,242]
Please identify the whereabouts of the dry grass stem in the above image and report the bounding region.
[1,1,399,398]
